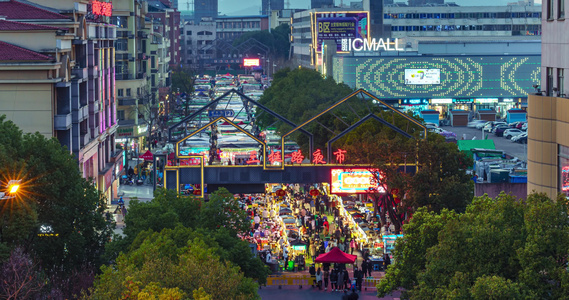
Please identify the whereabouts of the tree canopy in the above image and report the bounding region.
[378,193,569,299]
[232,24,291,60]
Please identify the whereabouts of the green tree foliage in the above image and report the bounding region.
[171,66,195,95]
[92,230,259,300]
[0,115,111,275]
[232,24,291,60]
[378,193,569,299]
[105,188,269,284]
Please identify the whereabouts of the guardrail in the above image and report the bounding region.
[362,277,381,290]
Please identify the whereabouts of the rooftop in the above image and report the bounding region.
[0,40,53,61]
[0,0,71,20]
[0,19,63,31]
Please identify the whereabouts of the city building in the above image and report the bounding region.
[363,0,390,38]
[146,0,181,68]
[262,0,285,15]
[329,40,540,119]
[383,2,541,39]
[291,8,369,68]
[181,18,216,66]
[216,15,269,41]
[194,0,217,24]
[312,0,335,9]
[0,0,122,201]
[269,9,304,29]
[527,0,569,198]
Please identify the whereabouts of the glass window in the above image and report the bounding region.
[558,68,564,96]
[548,0,555,19]
[117,89,123,97]
[560,0,565,18]
[559,145,569,196]
[126,88,131,97]
[186,30,192,35]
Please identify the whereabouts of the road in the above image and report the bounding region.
[442,125,527,162]
[258,286,401,300]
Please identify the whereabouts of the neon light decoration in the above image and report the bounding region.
[243,58,260,67]
[330,168,385,194]
[246,151,260,164]
[312,149,326,164]
[291,150,304,164]
[268,151,282,164]
[92,0,113,17]
[333,148,347,164]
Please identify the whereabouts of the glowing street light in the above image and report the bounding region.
[0,179,22,200]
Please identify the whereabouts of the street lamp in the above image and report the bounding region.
[0,179,22,200]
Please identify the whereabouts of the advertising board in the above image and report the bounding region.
[243,58,260,67]
[315,12,369,52]
[404,69,440,85]
[330,168,385,194]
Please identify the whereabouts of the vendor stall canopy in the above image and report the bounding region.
[315,247,357,264]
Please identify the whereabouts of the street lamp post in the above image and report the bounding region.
[0,179,21,200]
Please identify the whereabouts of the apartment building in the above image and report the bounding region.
[0,0,121,201]
[181,18,216,66]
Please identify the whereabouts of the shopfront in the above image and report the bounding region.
[430,98,453,120]
[398,99,429,117]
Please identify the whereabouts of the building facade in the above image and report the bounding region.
[527,0,569,199]
[262,0,285,15]
[147,0,181,67]
[383,3,542,39]
[0,0,122,201]
[216,15,269,41]
[181,19,216,66]
[311,0,334,9]
[194,0,218,24]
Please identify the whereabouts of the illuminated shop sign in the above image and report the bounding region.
[330,168,385,194]
[453,99,474,103]
[316,12,368,52]
[476,98,499,103]
[91,0,113,17]
[402,99,429,105]
[341,38,404,52]
[405,69,440,85]
[503,98,515,102]
[243,58,260,67]
[431,98,453,104]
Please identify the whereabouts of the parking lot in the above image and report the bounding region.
[441,125,527,162]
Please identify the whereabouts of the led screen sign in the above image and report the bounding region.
[243,58,260,67]
[405,69,441,85]
[341,38,404,52]
[315,12,369,52]
[330,168,385,194]
[91,0,113,17]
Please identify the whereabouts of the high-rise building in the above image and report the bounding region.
[364,0,389,38]
[311,0,334,9]
[194,0,218,24]
[408,0,444,6]
[0,0,121,201]
[262,0,285,14]
[527,0,569,199]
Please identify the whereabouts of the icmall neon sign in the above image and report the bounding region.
[341,38,404,52]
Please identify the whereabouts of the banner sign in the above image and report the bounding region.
[315,12,368,52]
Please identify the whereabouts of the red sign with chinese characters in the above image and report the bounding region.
[275,189,286,197]
[291,150,304,164]
[333,148,347,164]
[92,0,113,17]
[309,189,320,197]
[246,151,260,164]
[268,151,282,164]
[312,149,326,164]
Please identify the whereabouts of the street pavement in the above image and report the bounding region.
[258,286,401,300]
[442,125,527,162]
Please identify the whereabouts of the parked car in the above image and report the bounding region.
[468,120,486,128]
[476,121,491,130]
[493,125,510,137]
[430,127,457,139]
[484,121,507,132]
[424,122,439,128]
[504,128,524,139]
[509,121,522,128]
[516,122,527,129]
[512,132,528,143]
[521,123,528,131]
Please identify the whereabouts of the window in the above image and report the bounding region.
[559,145,569,196]
[186,40,191,45]
[111,16,128,28]
[117,110,125,120]
[117,89,124,97]
[547,67,554,96]
[186,30,192,35]
[126,88,131,97]
[560,0,565,18]
[187,49,192,54]
[548,0,555,19]
[558,68,564,96]
[115,39,128,51]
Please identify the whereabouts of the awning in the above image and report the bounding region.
[315,247,357,264]
[139,150,153,161]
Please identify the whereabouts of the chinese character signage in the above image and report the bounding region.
[333,149,346,164]
[315,12,368,52]
[312,149,326,164]
[291,150,304,164]
[92,0,113,17]
[330,168,385,194]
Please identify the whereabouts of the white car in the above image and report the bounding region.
[476,121,491,130]
[503,128,524,139]
[424,122,439,128]
[468,120,486,128]
[511,132,527,143]
[521,123,528,131]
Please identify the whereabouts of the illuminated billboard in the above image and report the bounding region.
[315,12,369,52]
[243,58,260,67]
[405,69,441,85]
[330,168,385,194]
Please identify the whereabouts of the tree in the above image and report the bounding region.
[171,66,196,96]
[378,193,569,299]
[0,247,45,299]
[232,24,291,61]
[0,115,112,277]
[136,85,160,148]
[92,231,260,300]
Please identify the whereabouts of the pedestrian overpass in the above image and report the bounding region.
[155,89,426,196]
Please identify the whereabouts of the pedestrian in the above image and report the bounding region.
[361,260,368,278]
[383,252,391,271]
[309,264,316,287]
[330,269,338,291]
[337,267,345,291]
[323,269,330,291]
[323,219,329,236]
[354,266,363,291]
[315,268,323,290]
[350,238,356,255]
[343,269,350,290]
[309,242,317,262]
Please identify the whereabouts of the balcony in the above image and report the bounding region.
[91,126,100,139]
[136,72,146,79]
[128,32,135,39]
[80,133,90,147]
[89,100,100,114]
[118,98,137,106]
[88,66,99,79]
[54,113,72,130]
[72,67,88,79]
[138,52,148,60]
[137,30,148,39]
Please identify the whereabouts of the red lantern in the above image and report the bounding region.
[309,189,320,197]
[193,189,201,195]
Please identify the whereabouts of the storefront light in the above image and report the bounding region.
[431,98,452,104]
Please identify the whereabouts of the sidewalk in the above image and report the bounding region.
[108,184,155,236]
